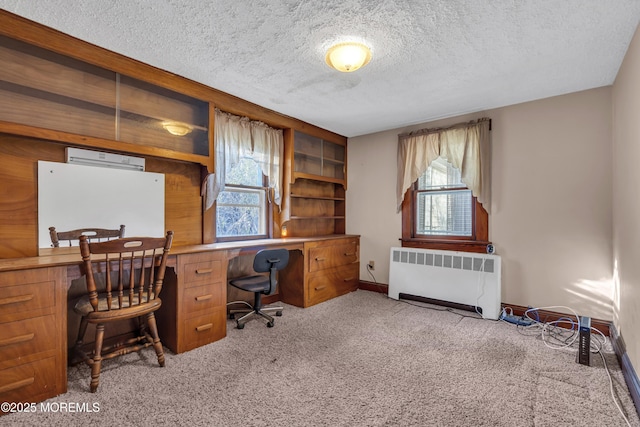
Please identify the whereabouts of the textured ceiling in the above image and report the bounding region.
[1,1,640,137]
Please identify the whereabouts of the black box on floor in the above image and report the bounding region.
[577,316,591,366]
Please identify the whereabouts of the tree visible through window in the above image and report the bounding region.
[216,158,268,239]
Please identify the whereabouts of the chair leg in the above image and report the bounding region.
[235,310,259,329]
[233,292,283,328]
[76,316,88,347]
[261,305,284,317]
[228,300,253,319]
[257,310,275,326]
[70,316,89,365]
[90,323,105,393]
[136,315,145,339]
[146,312,165,367]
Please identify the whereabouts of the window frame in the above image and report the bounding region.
[215,171,272,243]
[401,178,490,253]
[414,185,473,237]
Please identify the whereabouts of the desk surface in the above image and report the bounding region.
[0,234,359,272]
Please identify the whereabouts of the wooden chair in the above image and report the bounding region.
[49,225,126,247]
[73,231,173,392]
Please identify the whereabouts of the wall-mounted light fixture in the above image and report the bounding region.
[325,42,372,73]
[162,121,193,136]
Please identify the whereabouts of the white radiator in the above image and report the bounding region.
[388,247,502,320]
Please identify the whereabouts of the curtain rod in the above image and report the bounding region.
[398,117,491,139]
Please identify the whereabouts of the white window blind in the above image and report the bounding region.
[415,157,472,236]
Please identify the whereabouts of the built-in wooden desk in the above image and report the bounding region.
[0,234,359,406]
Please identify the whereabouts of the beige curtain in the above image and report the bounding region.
[202,109,283,210]
[251,120,284,208]
[396,118,491,213]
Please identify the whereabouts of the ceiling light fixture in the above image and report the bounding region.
[325,42,372,73]
[162,121,193,136]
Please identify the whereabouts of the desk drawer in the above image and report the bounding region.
[181,308,226,352]
[308,242,358,273]
[182,283,225,317]
[182,254,224,288]
[307,263,359,306]
[0,315,57,371]
[0,356,59,404]
[0,275,55,320]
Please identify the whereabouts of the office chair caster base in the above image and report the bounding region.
[234,308,280,329]
[275,311,283,316]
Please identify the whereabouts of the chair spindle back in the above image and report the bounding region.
[79,231,173,312]
[49,225,126,247]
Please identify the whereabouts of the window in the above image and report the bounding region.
[416,157,472,236]
[401,157,489,252]
[398,118,491,253]
[216,158,269,240]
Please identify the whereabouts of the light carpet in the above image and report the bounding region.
[2,290,639,427]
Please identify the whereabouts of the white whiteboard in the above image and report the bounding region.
[38,161,165,248]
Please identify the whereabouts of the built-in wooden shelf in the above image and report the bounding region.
[293,130,346,183]
[0,35,211,162]
[290,194,345,201]
[290,216,346,220]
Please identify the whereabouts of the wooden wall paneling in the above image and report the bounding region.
[0,10,350,253]
[289,218,336,237]
[0,87,116,141]
[0,135,205,258]
[278,249,305,307]
[278,128,295,237]
[0,135,64,258]
[201,104,216,243]
[0,10,346,145]
[0,37,117,109]
[117,75,207,125]
[0,35,210,159]
[145,157,203,247]
[0,121,211,166]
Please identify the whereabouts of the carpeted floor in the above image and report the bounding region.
[2,290,638,426]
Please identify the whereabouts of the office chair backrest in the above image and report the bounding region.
[49,225,126,247]
[79,231,173,312]
[253,248,289,295]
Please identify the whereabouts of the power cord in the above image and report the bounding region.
[501,304,631,426]
[474,257,487,317]
[226,300,252,308]
[366,262,377,283]
[599,348,632,427]
[366,263,388,294]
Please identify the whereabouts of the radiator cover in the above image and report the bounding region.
[388,247,502,320]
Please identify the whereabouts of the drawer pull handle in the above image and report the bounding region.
[196,268,213,274]
[314,285,327,291]
[315,257,326,262]
[195,294,213,302]
[196,323,213,332]
[344,277,355,282]
[0,333,35,348]
[344,252,355,256]
[0,294,34,306]
[0,377,34,394]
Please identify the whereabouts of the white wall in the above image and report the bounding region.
[613,22,640,371]
[347,87,614,321]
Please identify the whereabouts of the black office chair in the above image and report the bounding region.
[228,248,289,329]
